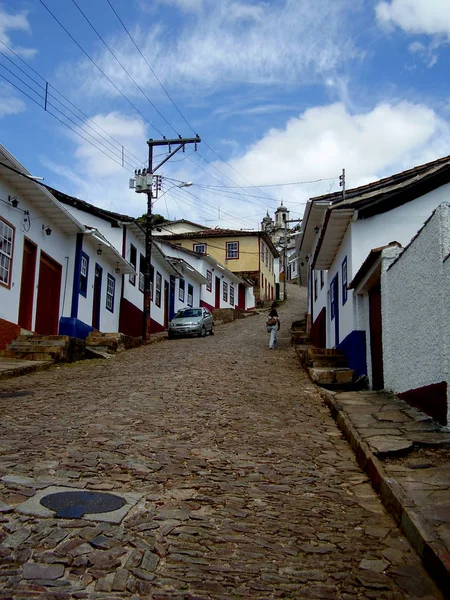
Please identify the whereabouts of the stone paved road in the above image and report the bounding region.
[0,285,443,599]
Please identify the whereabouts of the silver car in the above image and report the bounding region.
[168,307,215,338]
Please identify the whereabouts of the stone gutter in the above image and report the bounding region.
[320,388,450,595]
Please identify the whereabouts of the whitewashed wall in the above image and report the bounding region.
[0,179,76,329]
[382,204,450,422]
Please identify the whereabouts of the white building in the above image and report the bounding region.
[156,240,253,312]
[0,145,133,348]
[352,203,450,426]
[297,155,450,392]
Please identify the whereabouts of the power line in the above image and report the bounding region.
[69,0,180,138]
[196,176,338,189]
[0,39,144,167]
[0,72,133,172]
[104,0,281,202]
[37,0,164,138]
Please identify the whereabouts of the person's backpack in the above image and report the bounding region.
[266,316,277,326]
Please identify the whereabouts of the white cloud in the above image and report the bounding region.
[43,112,150,217]
[47,103,450,230]
[213,101,450,216]
[62,0,363,99]
[0,82,25,118]
[0,4,37,58]
[375,0,450,36]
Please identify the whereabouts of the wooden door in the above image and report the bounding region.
[330,274,339,347]
[35,252,62,335]
[238,285,245,309]
[215,276,221,308]
[369,285,384,389]
[92,264,102,330]
[18,239,37,331]
[164,280,169,327]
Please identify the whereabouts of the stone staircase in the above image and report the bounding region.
[295,346,355,389]
[1,335,85,363]
[85,332,142,358]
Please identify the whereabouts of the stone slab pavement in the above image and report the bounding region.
[321,387,450,594]
[0,283,446,599]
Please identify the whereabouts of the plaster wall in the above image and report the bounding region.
[76,236,121,332]
[352,184,450,270]
[0,179,76,330]
[62,205,123,249]
[382,204,450,422]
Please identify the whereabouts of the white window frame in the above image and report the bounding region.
[194,243,206,254]
[106,274,115,312]
[226,241,239,259]
[0,218,14,288]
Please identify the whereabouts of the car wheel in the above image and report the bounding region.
[200,326,206,337]
[210,323,215,336]
[168,331,174,339]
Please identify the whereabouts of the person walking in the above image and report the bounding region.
[266,305,281,349]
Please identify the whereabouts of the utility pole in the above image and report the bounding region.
[132,136,200,341]
[339,168,346,202]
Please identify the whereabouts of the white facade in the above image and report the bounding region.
[382,204,450,424]
[0,179,77,332]
[309,182,450,350]
[152,220,206,236]
[157,241,248,311]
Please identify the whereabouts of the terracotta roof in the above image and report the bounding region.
[46,185,135,225]
[159,228,279,257]
[310,154,450,216]
[348,242,402,290]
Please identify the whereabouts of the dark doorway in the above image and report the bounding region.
[35,252,62,335]
[369,284,384,389]
[238,285,245,309]
[330,274,339,347]
[18,239,37,331]
[169,275,176,321]
[164,280,169,328]
[215,276,221,308]
[92,264,103,331]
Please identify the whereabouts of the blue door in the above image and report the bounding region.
[169,275,176,320]
[330,274,339,346]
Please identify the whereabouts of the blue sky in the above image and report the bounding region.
[1,0,450,229]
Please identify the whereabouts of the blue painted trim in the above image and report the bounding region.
[59,317,93,340]
[71,233,83,319]
[338,330,367,377]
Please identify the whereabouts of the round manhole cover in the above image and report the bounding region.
[40,491,126,518]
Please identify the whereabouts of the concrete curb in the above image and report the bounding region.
[320,388,450,596]
[0,361,53,382]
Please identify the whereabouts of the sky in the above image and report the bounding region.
[1,0,450,230]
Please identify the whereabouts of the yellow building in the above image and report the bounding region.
[160,229,279,304]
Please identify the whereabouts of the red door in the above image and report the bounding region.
[35,253,62,335]
[369,285,384,389]
[215,276,221,308]
[18,239,37,331]
[238,286,245,309]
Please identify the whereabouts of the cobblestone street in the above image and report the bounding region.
[0,285,443,599]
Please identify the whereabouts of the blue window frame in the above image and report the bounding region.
[106,274,115,312]
[342,256,348,305]
[179,278,185,302]
[80,252,89,297]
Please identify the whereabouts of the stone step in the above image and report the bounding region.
[14,335,70,343]
[4,351,54,361]
[7,343,65,355]
[309,367,354,386]
[309,355,349,368]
